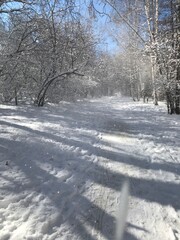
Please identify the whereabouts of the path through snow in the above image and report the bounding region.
[0,96,180,240]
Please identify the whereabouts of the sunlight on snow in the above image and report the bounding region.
[102,133,137,146]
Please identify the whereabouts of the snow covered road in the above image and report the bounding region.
[0,96,180,240]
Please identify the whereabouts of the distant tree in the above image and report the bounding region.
[92,0,180,113]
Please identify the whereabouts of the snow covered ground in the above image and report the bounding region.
[0,96,180,240]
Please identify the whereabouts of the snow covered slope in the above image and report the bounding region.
[0,96,180,240]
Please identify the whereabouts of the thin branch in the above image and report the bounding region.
[92,0,145,43]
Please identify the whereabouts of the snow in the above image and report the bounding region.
[0,96,180,240]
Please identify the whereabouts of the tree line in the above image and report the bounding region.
[95,0,180,114]
[0,0,179,114]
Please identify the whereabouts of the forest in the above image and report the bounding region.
[1,1,180,240]
[0,0,180,113]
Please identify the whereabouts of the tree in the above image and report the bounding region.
[92,0,180,113]
[0,0,99,106]
[0,1,34,14]
[157,0,180,114]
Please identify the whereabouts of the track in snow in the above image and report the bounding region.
[0,96,180,240]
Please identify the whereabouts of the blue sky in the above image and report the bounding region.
[92,15,120,53]
[74,0,119,53]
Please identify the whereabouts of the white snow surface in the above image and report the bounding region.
[0,96,180,240]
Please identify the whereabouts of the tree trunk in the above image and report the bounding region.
[35,69,82,106]
[175,82,180,114]
[14,87,18,106]
[150,56,158,105]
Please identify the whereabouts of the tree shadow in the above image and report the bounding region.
[0,115,180,210]
[1,99,179,239]
[0,137,141,240]
[1,119,180,178]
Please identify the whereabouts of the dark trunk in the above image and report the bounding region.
[175,82,180,114]
[14,87,18,106]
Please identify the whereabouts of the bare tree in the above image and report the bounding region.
[0,0,99,106]
[92,0,179,113]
